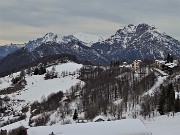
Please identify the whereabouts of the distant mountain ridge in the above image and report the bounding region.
[0,32,102,57]
[0,23,180,74]
[0,43,25,58]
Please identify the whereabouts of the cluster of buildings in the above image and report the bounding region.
[154,54,178,74]
[120,60,142,71]
[154,60,178,70]
[121,54,179,74]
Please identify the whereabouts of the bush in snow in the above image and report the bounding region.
[8,126,27,135]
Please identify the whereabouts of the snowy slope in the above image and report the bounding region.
[8,62,82,102]
[0,62,84,130]
[25,32,59,52]
[42,32,58,43]
[3,111,180,135]
[144,113,180,135]
[0,62,82,102]
[143,68,168,96]
[73,32,104,47]
[27,119,150,135]
[0,76,13,90]
[1,62,180,134]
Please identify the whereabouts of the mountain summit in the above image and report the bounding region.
[25,32,59,52]
[42,32,58,43]
[92,23,180,61]
[62,32,104,47]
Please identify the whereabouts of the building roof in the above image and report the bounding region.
[155,60,165,64]
[165,63,177,68]
[93,116,106,122]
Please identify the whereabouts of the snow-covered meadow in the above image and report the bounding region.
[0,62,83,102]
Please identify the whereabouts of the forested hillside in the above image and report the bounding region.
[0,59,180,134]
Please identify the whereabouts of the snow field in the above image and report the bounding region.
[0,62,83,130]
[28,119,151,135]
[144,112,180,135]
[8,62,83,102]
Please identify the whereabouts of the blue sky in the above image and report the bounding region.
[0,0,180,45]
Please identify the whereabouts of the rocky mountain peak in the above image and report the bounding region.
[115,23,156,36]
[62,32,104,47]
[25,33,59,52]
[116,24,136,35]
[93,23,180,61]
[42,32,58,43]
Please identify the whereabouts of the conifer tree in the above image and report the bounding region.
[34,67,39,75]
[167,83,175,112]
[158,85,166,115]
[167,53,171,63]
[175,95,180,112]
[158,83,175,114]
[73,109,78,120]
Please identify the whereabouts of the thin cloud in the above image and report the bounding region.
[0,0,180,44]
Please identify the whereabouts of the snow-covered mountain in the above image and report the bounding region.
[0,43,25,58]
[0,39,105,74]
[62,32,104,47]
[42,32,59,43]
[92,23,180,61]
[73,32,104,46]
[25,32,59,52]
[24,32,103,52]
[0,33,59,58]
[0,23,180,75]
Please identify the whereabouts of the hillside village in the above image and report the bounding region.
[0,52,179,135]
